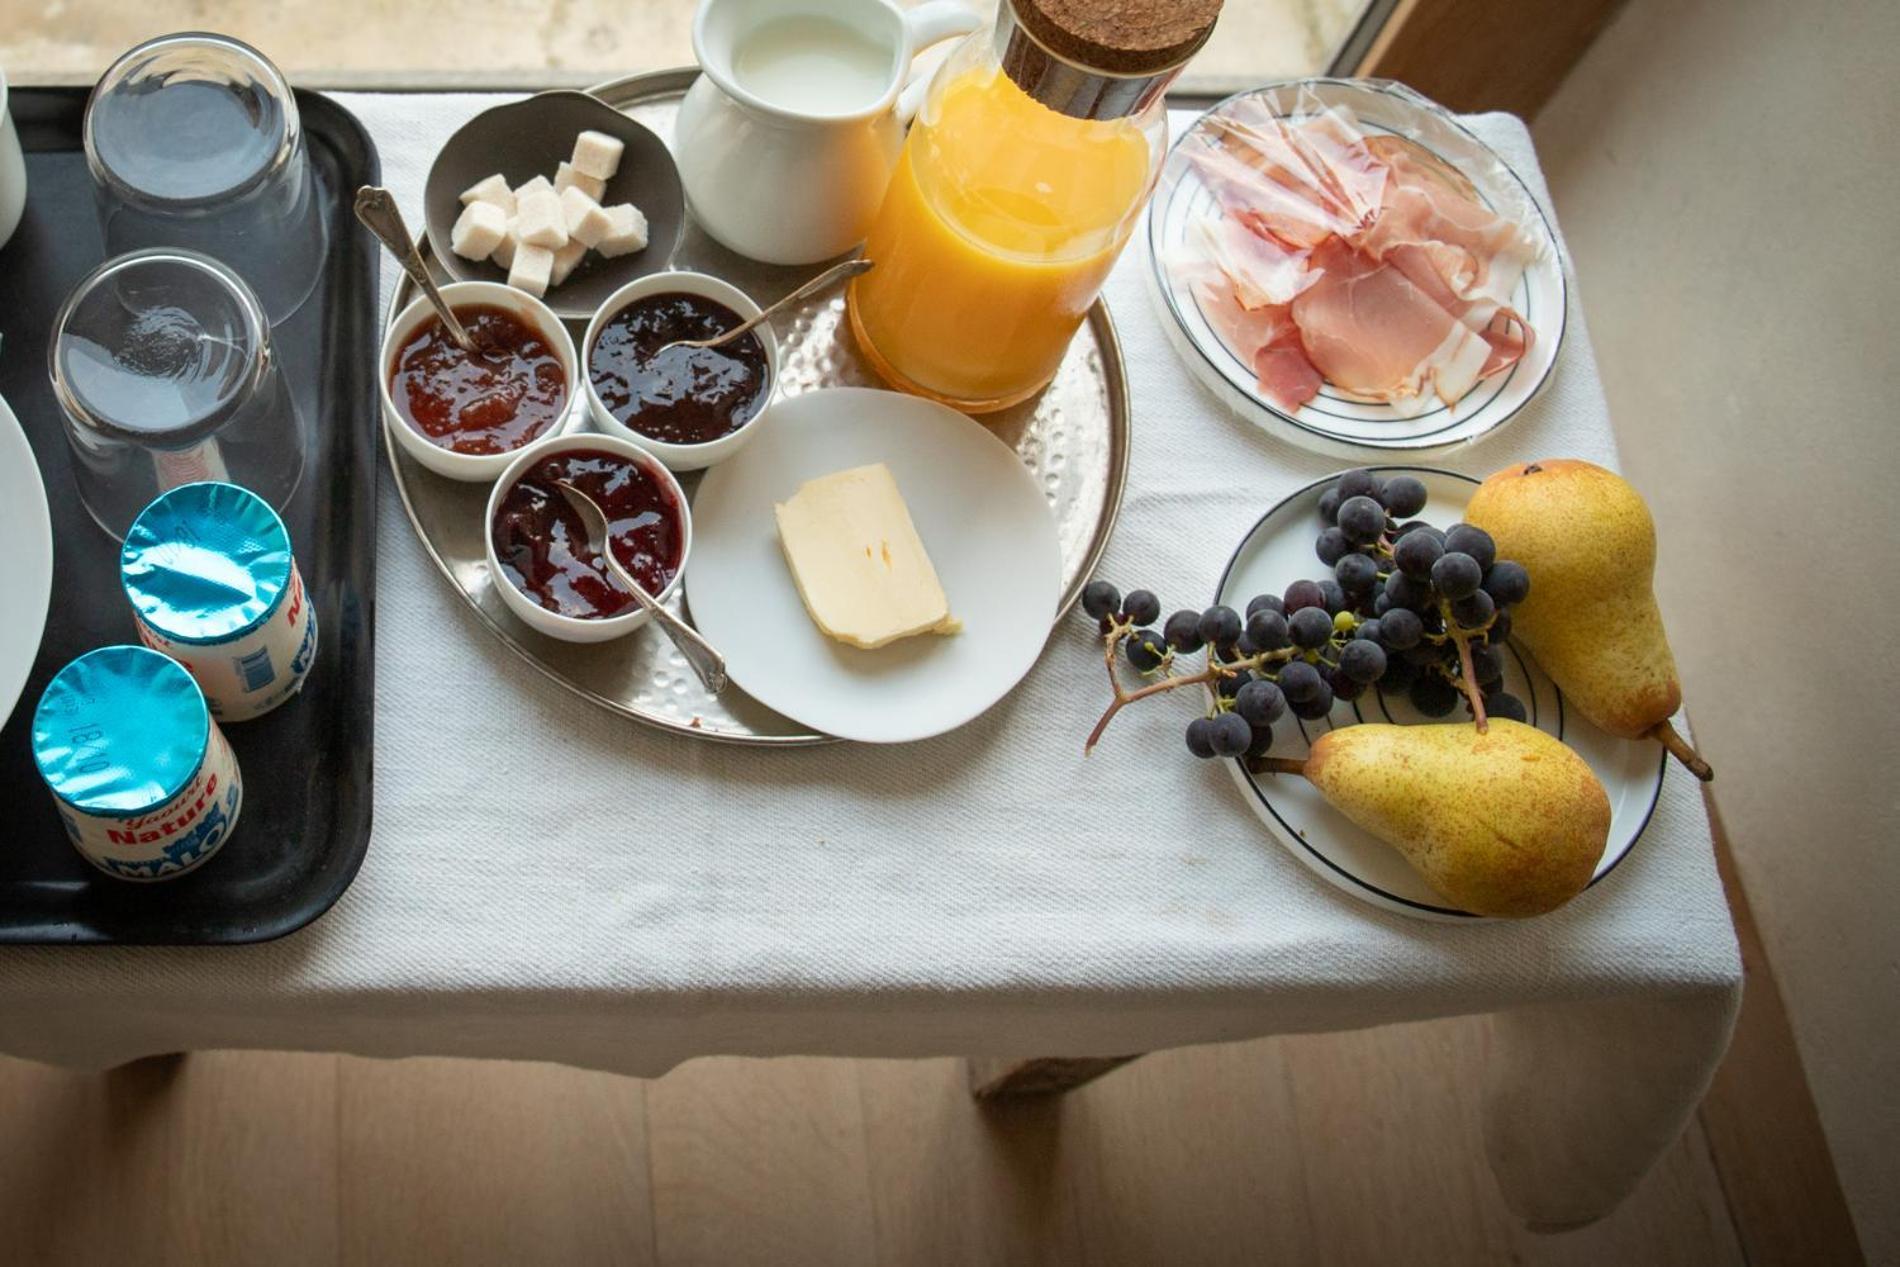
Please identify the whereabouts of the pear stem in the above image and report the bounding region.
[1247,755,1310,777]
[1649,720,1714,781]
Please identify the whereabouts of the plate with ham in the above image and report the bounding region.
[1149,79,1565,458]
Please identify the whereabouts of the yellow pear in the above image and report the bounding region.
[1464,459,1709,778]
[1299,721,1610,918]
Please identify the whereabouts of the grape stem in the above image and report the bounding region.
[1649,720,1714,781]
[1084,627,1221,755]
[1438,600,1489,733]
[1083,625,1292,755]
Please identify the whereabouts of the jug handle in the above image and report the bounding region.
[896,1,982,125]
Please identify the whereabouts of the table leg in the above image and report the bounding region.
[107,1051,186,1074]
[1482,989,1739,1229]
[967,1055,1141,1101]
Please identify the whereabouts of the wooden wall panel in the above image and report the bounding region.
[1358,0,1630,118]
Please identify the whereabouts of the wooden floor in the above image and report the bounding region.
[0,796,1862,1265]
[0,1033,1725,1267]
[0,1025,1749,1266]
[0,494,1854,1258]
[0,801,1854,1267]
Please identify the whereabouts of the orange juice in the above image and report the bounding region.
[848,65,1156,412]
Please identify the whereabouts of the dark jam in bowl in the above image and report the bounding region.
[391,304,567,455]
[492,447,684,620]
[589,292,769,446]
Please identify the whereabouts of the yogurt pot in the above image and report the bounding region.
[31,645,243,881]
[121,481,317,722]
[0,66,25,251]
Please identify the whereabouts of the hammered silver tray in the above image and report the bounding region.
[384,67,1131,744]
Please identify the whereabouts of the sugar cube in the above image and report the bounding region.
[559,186,615,249]
[459,173,516,215]
[595,203,649,258]
[449,200,509,260]
[513,174,554,200]
[490,217,519,270]
[550,240,588,288]
[570,130,625,181]
[508,243,554,297]
[554,161,607,202]
[514,188,568,249]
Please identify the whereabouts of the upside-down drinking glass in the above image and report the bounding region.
[84,31,326,325]
[49,248,306,540]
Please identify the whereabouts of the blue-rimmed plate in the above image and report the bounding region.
[0,394,51,728]
[1150,79,1567,461]
[1216,467,1661,921]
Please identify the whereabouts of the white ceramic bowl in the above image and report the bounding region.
[582,270,779,472]
[483,431,693,644]
[381,281,580,482]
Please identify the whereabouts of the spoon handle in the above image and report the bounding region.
[687,257,874,351]
[605,556,730,696]
[354,186,479,352]
[550,478,727,694]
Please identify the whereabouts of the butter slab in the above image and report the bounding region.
[775,463,960,650]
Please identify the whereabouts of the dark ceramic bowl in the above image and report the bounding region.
[423,90,685,321]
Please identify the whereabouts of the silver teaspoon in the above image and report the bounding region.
[553,479,728,696]
[353,185,486,357]
[652,257,873,357]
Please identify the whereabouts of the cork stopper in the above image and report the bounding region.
[1010,0,1223,75]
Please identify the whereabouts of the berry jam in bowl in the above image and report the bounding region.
[583,271,779,472]
[381,281,579,482]
[483,432,692,643]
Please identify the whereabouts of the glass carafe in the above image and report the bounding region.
[847,0,1213,413]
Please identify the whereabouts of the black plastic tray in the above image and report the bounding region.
[0,88,379,943]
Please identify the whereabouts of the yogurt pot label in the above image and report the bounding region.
[152,438,233,491]
[121,481,318,722]
[31,645,244,882]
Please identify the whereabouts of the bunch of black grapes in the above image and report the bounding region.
[1081,469,1532,761]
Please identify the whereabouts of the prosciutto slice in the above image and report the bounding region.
[1188,143,1359,250]
[1192,276,1323,414]
[1292,238,1490,413]
[1381,243,1534,380]
[1193,216,1316,310]
[1358,180,1538,309]
[1254,328,1328,414]
[1217,104,1387,236]
[1178,97,1542,414]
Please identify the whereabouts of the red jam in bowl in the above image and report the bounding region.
[589,292,769,446]
[391,304,567,455]
[491,447,684,620]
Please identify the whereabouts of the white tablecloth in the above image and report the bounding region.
[0,94,1741,1228]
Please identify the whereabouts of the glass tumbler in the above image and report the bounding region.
[84,32,326,325]
[49,248,306,540]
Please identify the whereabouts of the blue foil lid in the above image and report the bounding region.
[121,482,292,644]
[32,646,211,817]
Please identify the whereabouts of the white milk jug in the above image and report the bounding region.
[676,0,980,265]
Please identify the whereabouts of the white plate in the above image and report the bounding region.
[0,394,53,726]
[1217,467,1663,921]
[1148,79,1567,461]
[686,388,1063,744]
